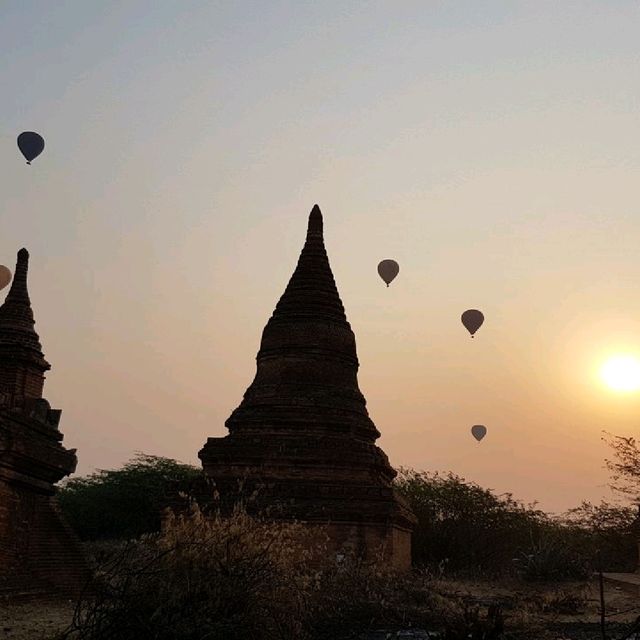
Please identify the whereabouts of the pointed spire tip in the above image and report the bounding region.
[16,249,29,274]
[307,204,323,236]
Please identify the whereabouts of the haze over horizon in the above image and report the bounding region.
[2,1,640,514]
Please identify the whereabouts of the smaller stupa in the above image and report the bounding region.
[200,206,416,568]
[0,249,90,596]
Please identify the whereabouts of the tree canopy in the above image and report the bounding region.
[57,453,203,540]
[603,431,640,500]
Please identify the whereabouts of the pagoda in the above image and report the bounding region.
[0,249,90,596]
[199,206,415,568]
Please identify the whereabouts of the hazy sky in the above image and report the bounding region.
[2,1,640,513]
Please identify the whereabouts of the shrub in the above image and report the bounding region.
[57,453,202,540]
[60,503,515,640]
[539,586,589,615]
[395,469,638,579]
[62,501,326,640]
[558,500,637,572]
[394,469,549,576]
[511,528,592,582]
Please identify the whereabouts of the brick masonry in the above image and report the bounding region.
[199,207,416,569]
[0,249,91,597]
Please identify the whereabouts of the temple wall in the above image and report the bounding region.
[0,364,44,399]
[389,524,412,570]
[0,480,90,595]
[301,521,412,571]
[0,479,32,573]
[24,371,45,398]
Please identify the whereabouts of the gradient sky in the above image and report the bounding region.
[2,1,640,514]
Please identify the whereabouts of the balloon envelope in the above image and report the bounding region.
[0,266,11,291]
[461,309,484,337]
[377,259,399,287]
[471,425,487,442]
[17,132,45,164]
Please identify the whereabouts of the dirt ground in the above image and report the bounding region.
[1,577,638,640]
[432,576,640,639]
[0,597,76,640]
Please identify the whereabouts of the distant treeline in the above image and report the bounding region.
[395,468,636,578]
[58,438,640,578]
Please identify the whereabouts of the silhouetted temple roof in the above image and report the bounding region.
[0,249,50,370]
[221,205,381,442]
[269,204,347,324]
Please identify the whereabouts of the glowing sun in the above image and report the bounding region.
[600,355,640,392]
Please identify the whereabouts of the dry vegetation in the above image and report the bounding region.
[6,435,640,640]
[3,501,640,640]
[3,559,640,639]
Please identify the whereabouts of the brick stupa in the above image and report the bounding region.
[199,206,416,568]
[0,249,90,596]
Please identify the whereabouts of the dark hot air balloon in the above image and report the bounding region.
[471,425,487,442]
[17,132,45,165]
[461,309,484,338]
[0,266,10,291]
[378,259,399,287]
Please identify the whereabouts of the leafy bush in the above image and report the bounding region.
[394,469,549,576]
[558,500,638,573]
[394,469,638,579]
[57,453,202,540]
[511,530,591,581]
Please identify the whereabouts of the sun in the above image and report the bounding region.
[600,355,640,392]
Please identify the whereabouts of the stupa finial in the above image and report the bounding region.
[307,204,323,237]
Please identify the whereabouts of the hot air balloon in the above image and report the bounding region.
[377,259,399,287]
[471,425,487,442]
[17,132,45,165]
[0,266,11,291]
[0,264,11,290]
[461,309,484,338]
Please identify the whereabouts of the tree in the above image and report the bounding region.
[57,453,203,540]
[602,431,640,500]
[394,468,549,575]
[559,500,637,572]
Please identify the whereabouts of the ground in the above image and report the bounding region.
[0,578,638,639]
[433,576,640,639]
[0,597,75,640]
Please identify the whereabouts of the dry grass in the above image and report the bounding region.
[3,503,640,640]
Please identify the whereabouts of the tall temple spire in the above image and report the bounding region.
[199,205,416,569]
[0,249,50,402]
[224,204,381,441]
[0,248,90,596]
